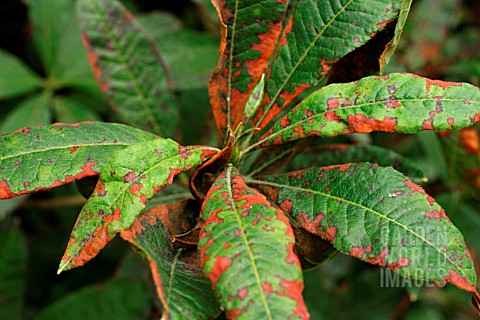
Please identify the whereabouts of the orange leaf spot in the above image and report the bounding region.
[209,256,233,285]
[347,114,397,133]
[425,78,461,90]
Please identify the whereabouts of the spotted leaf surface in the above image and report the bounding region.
[254,73,480,149]
[58,139,217,272]
[199,167,308,319]
[120,202,220,319]
[77,0,177,136]
[208,0,288,139]
[248,163,478,296]
[254,0,401,128]
[289,144,426,182]
[0,122,157,199]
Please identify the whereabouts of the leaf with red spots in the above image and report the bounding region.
[0,122,157,200]
[199,167,309,319]
[120,201,220,319]
[253,0,401,130]
[58,138,218,273]
[248,163,478,297]
[77,0,177,136]
[250,73,480,150]
[208,0,288,139]
[288,144,426,182]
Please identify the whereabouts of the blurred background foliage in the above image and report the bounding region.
[0,0,478,319]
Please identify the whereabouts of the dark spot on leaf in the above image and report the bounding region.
[123,171,136,183]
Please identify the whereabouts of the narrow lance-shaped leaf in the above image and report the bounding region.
[58,139,218,273]
[253,0,401,129]
[248,163,479,297]
[77,0,178,136]
[244,73,266,119]
[120,201,220,319]
[199,167,309,319]
[208,0,288,139]
[0,122,157,199]
[251,73,480,150]
[379,0,413,71]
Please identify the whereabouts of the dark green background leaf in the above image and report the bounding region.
[0,226,26,320]
[0,49,42,100]
[77,0,178,136]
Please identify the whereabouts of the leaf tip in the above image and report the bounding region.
[57,261,68,275]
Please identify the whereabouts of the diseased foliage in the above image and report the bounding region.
[1,0,479,318]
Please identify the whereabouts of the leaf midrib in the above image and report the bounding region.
[264,0,355,115]
[226,167,273,319]
[166,248,183,307]
[91,1,161,133]
[248,97,479,152]
[60,145,216,272]
[245,177,467,279]
[0,142,136,163]
[225,0,240,130]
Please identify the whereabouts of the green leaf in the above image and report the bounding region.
[138,12,219,91]
[137,12,182,36]
[120,201,220,319]
[52,96,101,123]
[36,279,150,320]
[77,0,178,136]
[0,49,42,99]
[0,227,26,320]
[289,144,426,182]
[0,92,52,134]
[177,88,216,146]
[199,167,309,319]
[251,73,480,150]
[58,139,217,272]
[244,73,266,119]
[208,0,288,138]
[28,0,94,84]
[0,122,157,199]
[325,25,394,85]
[255,0,401,128]
[379,0,413,71]
[248,163,479,296]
